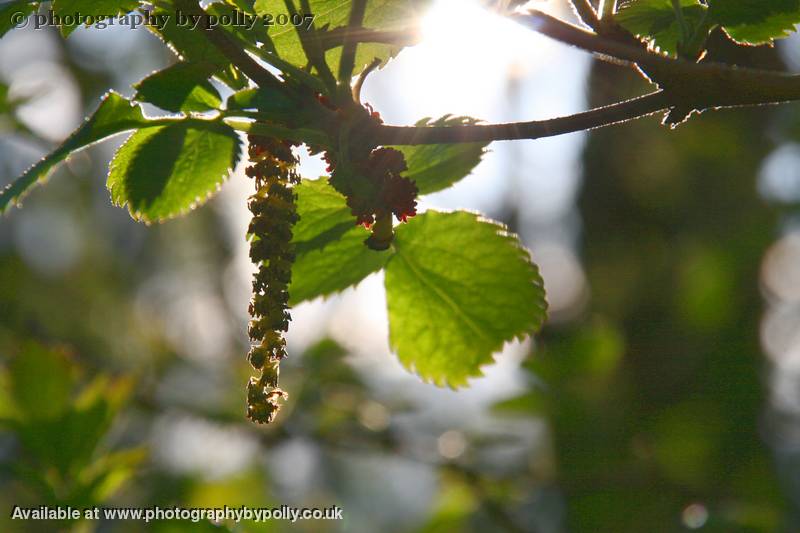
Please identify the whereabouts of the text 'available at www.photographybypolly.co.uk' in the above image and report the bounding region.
[10,504,344,523]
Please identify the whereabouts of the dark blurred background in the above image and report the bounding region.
[2,1,800,531]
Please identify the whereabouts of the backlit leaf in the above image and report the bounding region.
[0,92,153,214]
[107,121,241,221]
[385,211,547,387]
[393,115,487,195]
[134,62,222,113]
[708,0,800,44]
[290,178,390,303]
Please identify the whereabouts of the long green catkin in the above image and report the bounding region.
[244,135,299,424]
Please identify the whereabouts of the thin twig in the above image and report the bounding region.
[352,58,382,103]
[599,0,616,20]
[512,11,674,71]
[569,0,601,29]
[373,91,670,145]
[339,0,368,82]
[224,118,332,146]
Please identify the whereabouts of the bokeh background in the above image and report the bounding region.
[2,0,800,531]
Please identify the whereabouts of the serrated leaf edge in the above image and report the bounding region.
[0,90,149,214]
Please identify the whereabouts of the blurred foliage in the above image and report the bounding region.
[0,343,143,531]
[489,32,793,532]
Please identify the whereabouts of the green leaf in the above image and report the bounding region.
[58,376,134,476]
[492,391,547,416]
[206,2,270,48]
[224,0,258,15]
[708,0,800,44]
[291,225,391,303]
[0,83,10,115]
[199,4,327,92]
[0,82,35,135]
[289,178,390,303]
[226,87,303,121]
[85,448,147,503]
[0,92,153,214]
[149,6,226,64]
[148,6,249,90]
[0,1,38,39]
[392,116,488,195]
[52,0,139,36]
[385,211,547,387]
[293,177,353,245]
[254,0,430,74]
[7,343,74,420]
[13,375,134,477]
[617,0,709,56]
[134,61,222,113]
[107,121,241,221]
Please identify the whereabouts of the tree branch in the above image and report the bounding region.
[373,91,670,145]
[511,11,800,109]
[172,1,800,149]
[511,11,672,71]
[224,118,331,146]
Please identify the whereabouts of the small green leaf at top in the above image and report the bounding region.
[52,0,139,36]
[385,210,547,387]
[708,0,800,44]
[254,0,431,75]
[392,115,488,196]
[148,6,249,90]
[134,62,222,113]
[107,121,241,222]
[207,2,270,48]
[1,1,38,39]
[617,0,709,57]
[0,92,153,214]
[223,0,258,15]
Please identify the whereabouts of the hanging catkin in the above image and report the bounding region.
[244,134,299,424]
